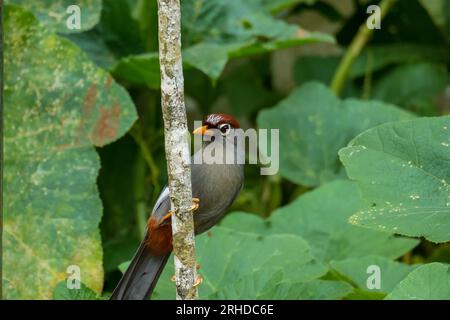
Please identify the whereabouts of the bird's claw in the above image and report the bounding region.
[193,275,203,288]
[189,198,200,212]
[159,211,173,225]
[158,198,198,226]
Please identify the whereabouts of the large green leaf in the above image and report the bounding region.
[122,228,345,300]
[182,43,242,82]
[221,181,418,262]
[65,0,145,69]
[195,229,328,297]
[211,276,351,300]
[63,28,117,69]
[339,116,450,243]
[257,82,414,187]
[112,0,333,87]
[330,256,418,296]
[386,263,450,300]
[372,63,449,115]
[180,0,323,46]
[136,181,416,299]
[111,52,161,89]
[6,0,101,33]
[94,0,144,57]
[3,5,137,299]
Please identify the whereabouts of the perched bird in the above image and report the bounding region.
[110,113,244,300]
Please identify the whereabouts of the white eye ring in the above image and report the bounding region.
[219,123,231,136]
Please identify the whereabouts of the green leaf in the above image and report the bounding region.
[152,264,351,300]
[94,0,144,57]
[351,45,450,78]
[111,52,161,89]
[293,45,449,88]
[64,0,145,69]
[385,263,450,299]
[6,0,101,33]
[63,29,117,69]
[344,289,386,300]
[181,0,301,45]
[221,181,418,262]
[3,5,137,299]
[53,281,99,300]
[123,228,334,299]
[330,256,418,295]
[183,43,240,82]
[257,82,414,187]
[145,181,416,299]
[262,0,316,14]
[217,278,352,300]
[419,0,450,43]
[118,261,131,274]
[372,63,449,115]
[339,116,450,243]
[202,230,327,287]
[112,0,333,85]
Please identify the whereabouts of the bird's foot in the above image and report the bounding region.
[159,211,173,225]
[160,199,199,226]
[193,275,203,288]
[189,198,200,212]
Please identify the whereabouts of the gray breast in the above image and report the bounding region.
[150,135,244,235]
[191,162,244,234]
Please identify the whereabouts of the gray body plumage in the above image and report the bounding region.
[111,132,244,300]
[151,133,244,233]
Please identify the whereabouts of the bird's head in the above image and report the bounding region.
[193,113,240,143]
[193,113,243,164]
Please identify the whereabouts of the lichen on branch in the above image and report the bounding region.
[157,0,198,300]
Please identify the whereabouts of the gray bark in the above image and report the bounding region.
[157,0,198,300]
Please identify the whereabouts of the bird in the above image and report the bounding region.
[110,113,244,300]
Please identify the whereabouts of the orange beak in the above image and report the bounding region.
[193,125,213,135]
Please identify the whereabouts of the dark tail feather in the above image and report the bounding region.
[110,239,170,300]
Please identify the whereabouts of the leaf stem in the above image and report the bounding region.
[129,123,160,190]
[330,0,395,96]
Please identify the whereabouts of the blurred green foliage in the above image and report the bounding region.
[3,5,136,299]
[4,0,450,299]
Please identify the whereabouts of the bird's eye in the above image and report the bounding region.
[219,123,231,135]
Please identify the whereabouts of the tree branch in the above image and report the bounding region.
[157,0,198,300]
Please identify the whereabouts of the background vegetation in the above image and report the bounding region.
[3,0,450,299]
